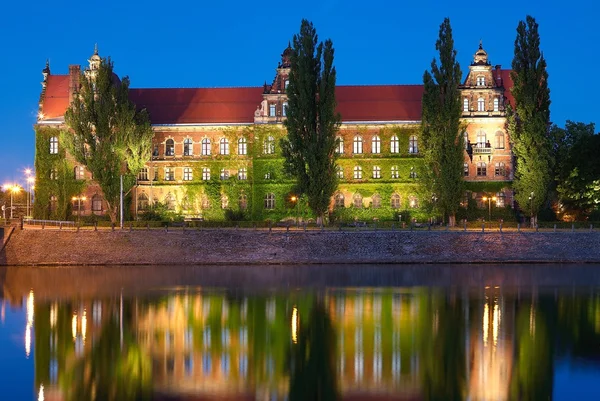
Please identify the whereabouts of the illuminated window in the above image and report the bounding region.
[164,167,174,181]
[202,167,210,181]
[137,193,149,211]
[264,193,275,210]
[390,135,399,153]
[219,138,229,155]
[464,163,469,176]
[409,195,418,208]
[74,166,84,180]
[138,168,148,181]
[477,76,485,86]
[477,130,487,147]
[463,98,469,112]
[495,131,505,149]
[221,195,229,209]
[238,137,247,155]
[464,131,469,149]
[238,168,247,180]
[165,193,176,210]
[239,194,248,210]
[409,135,418,154]
[353,166,363,179]
[334,192,344,208]
[336,136,344,154]
[371,135,381,154]
[353,193,363,208]
[184,138,193,156]
[372,193,381,208]
[282,102,288,117]
[220,169,229,180]
[353,135,363,154]
[390,165,399,179]
[477,162,487,176]
[269,104,276,117]
[183,167,193,181]
[201,196,210,209]
[494,98,499,112]
[336,165,344,179]
[263,136,275,154]
[496,192,506,207]
[285,80,289,90]
[409,167,417,179]
[495,162,506,177]
[372,165,381,179]
[201,138,211,156]
[477,97,485,111]
[391,193,401,209]
[92,195,102,212]
[165,139,174,156]
[49,136,58,154]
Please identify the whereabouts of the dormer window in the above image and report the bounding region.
[477,76,485,86]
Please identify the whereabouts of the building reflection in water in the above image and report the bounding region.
[15,285,600,401]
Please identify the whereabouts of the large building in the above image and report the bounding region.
[35,43,513,223]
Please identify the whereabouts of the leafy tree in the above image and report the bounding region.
[508,15,552,226]
[281,19,341,224]
[420,18,464,226]
[552,121,600,219]
[64,58,153,223]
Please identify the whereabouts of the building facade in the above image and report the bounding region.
[35,43,513,223]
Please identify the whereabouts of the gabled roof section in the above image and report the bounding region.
[128,87,264,125]
[40,75,70,120]
[497,69,515,107]
[336,85,424,122]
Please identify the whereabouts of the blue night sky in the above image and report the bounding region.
[0,0,598,185]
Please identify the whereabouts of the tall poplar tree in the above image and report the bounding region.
[281,19,341,224]
[508,15,551,226]
[64,58,153,223]
[421,18,464,227]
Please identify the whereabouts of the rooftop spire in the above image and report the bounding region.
[94,43,98,55]
[479,39,483,50]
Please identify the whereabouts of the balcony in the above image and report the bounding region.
[472,146,492,155]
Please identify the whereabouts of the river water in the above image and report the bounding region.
[1,264,600,401]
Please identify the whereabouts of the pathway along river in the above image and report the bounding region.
[1,264,600,401]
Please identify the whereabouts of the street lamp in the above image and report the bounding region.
[72,195,87,224]
[25,173,34,218]
[290,195,298,227]
[482,195,497,222]
[528,191,535,227]
[3,184,21,219]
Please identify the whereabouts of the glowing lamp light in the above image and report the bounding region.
[25,324,31,358]
[291,306,299,344]
[72,313,77,341]
[483,302,489,347]
[38,384,44,401]
[82,309,87,343]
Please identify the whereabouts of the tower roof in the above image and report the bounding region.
[472,41,490,66]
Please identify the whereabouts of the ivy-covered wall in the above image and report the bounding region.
[33,126,85,220]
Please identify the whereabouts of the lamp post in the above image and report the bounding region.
[482,195,497,222]
[25,170,34,218]
[528,191,534,227]
[72,195,87,224]
[290,195,298,227]
[3,184,21,220]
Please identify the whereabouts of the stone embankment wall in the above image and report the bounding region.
[1,228,600,266]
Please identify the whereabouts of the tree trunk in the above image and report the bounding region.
[448,213,456,227]
[105,201,118,224]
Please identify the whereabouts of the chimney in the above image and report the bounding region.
[495,65,502,87]
[68,64,81,103]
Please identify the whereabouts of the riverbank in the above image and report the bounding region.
[1,227,600,266]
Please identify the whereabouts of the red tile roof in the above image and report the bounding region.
[499,69,515,107]
[40,75,70,119]
[336,85,423,122]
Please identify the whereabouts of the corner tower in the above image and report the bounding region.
[254,44,291,124]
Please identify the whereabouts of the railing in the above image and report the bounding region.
[23,219,76,229]
[473,147,492,155]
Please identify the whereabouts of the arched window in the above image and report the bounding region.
[221,195,229,209]
[238,168,247,180]
[463,98,469,112]
[201,138,211,156]
[476,130,487,148]
[477,97,485,112]
[263,136,275,154]
[138,193,149,211]
[165,139,175,156]
[334,192,345,208]
[50,168,58,180]
[493,98,499,112]
[372,165,381,179]
[390,135,399,153]
[239,194,248,210]
[409,195,418,209]
[220,169,229,180]
[371,135,381,154]
[184,138,193,156]
[49,137,58,154]
[409,136,418,154]
[409,167,417,179]
[201,195,210,210]
[390,166,399,179]
[49,195,58,213]
[219,138,229,155]
[183,167,193,181]
[165,193,176,210]
[336,136,344,154]
[372,194,381,209]
[464,163,469,176]
[495,162,506,177]
[496,192,506,207]
[264,193,275,210]
[353,166,363,179]
[463,131,469,149]
[282,102,288,117]
[336,165,344,179]
[353,136,363,154]
[353,193,363,208]
[238,137,247,155]
[74,166,84,180]
[202,167,210,180]
[92,195,102,212]
[477,162,487,176]
[391,193,401,209]
[495,131,505,149]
